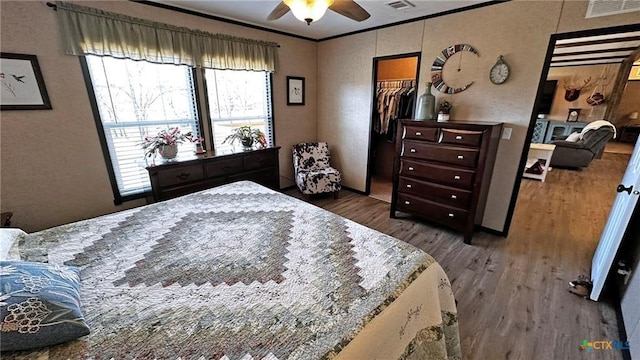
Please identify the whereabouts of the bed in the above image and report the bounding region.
[2,181,460,359]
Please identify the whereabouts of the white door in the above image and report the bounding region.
[591,138,640,301]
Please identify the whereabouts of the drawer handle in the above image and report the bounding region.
[177,173,191,180]
[454,175,461,180]
[410,148,416,153]
[455,135,463,140]
[415,131,422,136]
[448,213,455,218]
[408,167,414,171]
[451,194,457,199]
[457,155,464,159]
[406,184,412,188]
[404,201,411,205]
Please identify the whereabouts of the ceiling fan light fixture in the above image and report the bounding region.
[284,0,334,25]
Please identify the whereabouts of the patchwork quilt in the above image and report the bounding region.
[4,181,460,359]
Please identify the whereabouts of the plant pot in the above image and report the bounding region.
[241,138,254,151]
[158,144,178,159]
[437,113,450,122]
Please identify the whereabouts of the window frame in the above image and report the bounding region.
[81,58,276,205]
[79,57,206,205]
[201,69,276,153]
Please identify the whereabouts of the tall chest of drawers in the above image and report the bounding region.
[390,120,502,244]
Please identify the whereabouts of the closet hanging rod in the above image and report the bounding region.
[377,78,416,81]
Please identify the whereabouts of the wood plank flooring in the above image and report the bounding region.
[285,152,631,360]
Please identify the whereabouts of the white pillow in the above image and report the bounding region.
[0,228,26,260]
[565,132,581,142]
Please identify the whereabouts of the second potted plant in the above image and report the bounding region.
[223,126,267,151]
[437,100,452,122]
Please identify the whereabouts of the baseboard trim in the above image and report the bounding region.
[477,225,506,237]
[279,184,297,192]
[342,186,367,196]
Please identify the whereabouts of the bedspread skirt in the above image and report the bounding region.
[5,181,460,359]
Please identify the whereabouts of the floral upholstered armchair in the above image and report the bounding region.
[292,142,342,198]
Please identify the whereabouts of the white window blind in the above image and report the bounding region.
[205,69,273,153]
[86,56,200,197]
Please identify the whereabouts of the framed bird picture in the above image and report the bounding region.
[286,76,305,106]
[1,53,51,110]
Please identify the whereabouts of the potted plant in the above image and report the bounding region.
[437,100,452,122]
[140,127,198,159]
[223,126,267,150]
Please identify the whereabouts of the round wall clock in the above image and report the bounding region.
[489,55,510,85]
[430,44,479,94]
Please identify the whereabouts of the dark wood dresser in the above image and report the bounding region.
[147,147,280,202]
[390,120,502,244]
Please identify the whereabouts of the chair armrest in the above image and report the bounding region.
[550,140,585,149]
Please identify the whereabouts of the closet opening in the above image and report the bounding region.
[366,53,421,202]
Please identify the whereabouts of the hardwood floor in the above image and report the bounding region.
[285,152,631,360]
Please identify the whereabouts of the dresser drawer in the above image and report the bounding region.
[439,129,483,147]
[403,126,438,142]
[398,176,471,209]
[156,164,205,188]
[205,158,243,178]
[402,141,479,168]
[397,193,468,230]
[399,159,475,189]
[156,179,226,201]
[230,168,279,189]
[244,151,277,170]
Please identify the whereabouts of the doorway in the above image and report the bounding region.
[506,23,640,235]
[507,24,640,300]
[366,53,421,203]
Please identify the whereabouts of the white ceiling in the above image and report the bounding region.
[149,0,495,40]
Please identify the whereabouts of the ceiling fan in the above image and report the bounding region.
[267,0,371,25]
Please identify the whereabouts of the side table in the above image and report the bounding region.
[523,143,556,182]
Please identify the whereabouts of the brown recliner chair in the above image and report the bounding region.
[549,127,615,168]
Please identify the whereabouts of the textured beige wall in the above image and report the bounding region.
[317,22,424,191]
[317,0,638,232]
[317,32,376,190]
[0,1,317,232]
[546,64,621,123]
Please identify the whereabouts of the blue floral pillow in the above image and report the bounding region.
[0,261,90,352]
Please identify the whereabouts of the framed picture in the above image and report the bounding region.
[1,53,51,110]
[567,108,581,122]
[287,76,305,106]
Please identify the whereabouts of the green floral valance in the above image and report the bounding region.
[54,1,279,72]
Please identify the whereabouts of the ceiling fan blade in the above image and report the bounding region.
[329,0,371,22]
[267,1,290,21]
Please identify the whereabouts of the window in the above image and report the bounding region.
[83,58,275,204]
[205,69,273,153]
[84,56,201,202]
